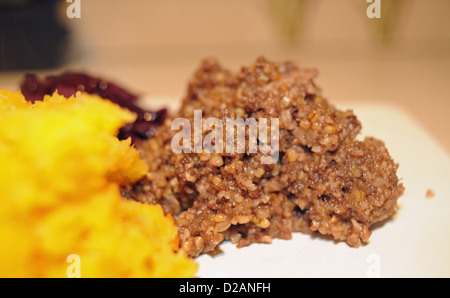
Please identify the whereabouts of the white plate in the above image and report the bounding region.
[143,98,450,278]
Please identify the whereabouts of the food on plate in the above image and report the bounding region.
[0,90,197,277]
[125,57,405,257]
[5,56,404,269]
[20,72,167,145]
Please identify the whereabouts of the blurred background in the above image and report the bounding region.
[0,0,449,152]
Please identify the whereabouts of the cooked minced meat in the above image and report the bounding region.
[123,57,404,257]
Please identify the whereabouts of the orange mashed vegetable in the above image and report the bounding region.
[0,90,197,277]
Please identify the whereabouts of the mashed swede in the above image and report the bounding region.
[0,90,197,277]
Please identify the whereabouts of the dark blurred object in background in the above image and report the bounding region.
[0,0,68,71]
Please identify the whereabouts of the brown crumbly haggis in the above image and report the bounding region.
[123,57,404,257]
